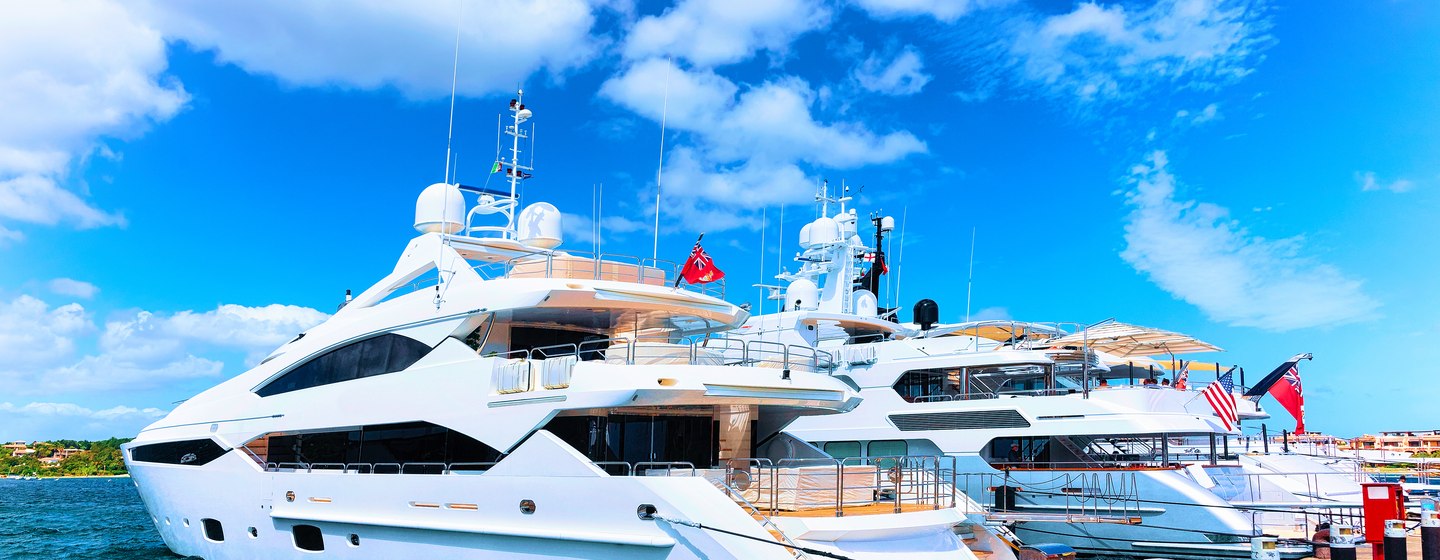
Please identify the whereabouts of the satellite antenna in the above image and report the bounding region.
[652,58,672,260]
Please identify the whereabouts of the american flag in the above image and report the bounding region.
[1201,372,1239,431]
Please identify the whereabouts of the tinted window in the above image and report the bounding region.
[868,440,908,458]
[823,441,862,459]
[202,518,224,542]
[261,421,500,470]
[293,524,324,552]
[257,334,431,397]
[131,439,227,466]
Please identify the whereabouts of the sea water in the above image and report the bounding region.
[0,477,179,559]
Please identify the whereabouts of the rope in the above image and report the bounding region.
[651,515,854,560]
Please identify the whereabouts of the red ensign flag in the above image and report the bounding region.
[679,242,725,284]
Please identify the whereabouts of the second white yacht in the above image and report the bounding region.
[723,192,1312,559]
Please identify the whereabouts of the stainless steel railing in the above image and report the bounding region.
[472,249,726,299]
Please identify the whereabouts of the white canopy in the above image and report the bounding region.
[1047,321,1222,357]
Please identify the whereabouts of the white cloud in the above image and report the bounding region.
[1176,102,1222,124]
[0,0,186,238]
[1120,151,1379,331]
[623,0,830,66]
[47,278,99,299]
[0,401,168,441]
[561,212,651,247]
[851,0,1007,22]
[968,306,1011,321]
[138,0,605,99]
[0,295,328,395]
[0,401,167,421]
[1356,171,1414,194]
[1005,0,1270,105]
[0,296,91,370]
[600,59,926,230]
[854,45,932,96]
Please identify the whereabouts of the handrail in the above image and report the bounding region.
[469,249,727,299]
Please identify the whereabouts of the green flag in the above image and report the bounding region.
[490,161,501,174]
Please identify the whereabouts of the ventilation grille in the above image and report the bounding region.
[889,409,1030,431]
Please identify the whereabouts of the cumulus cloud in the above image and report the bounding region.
[851,0,1008,22]
[854,45,932,96]
[0,0,187,239]
[968,0,1271,107]
[623,0,830,66]
[1120,151,1379,331]
[1356,171,1414,194]
[600,59,926,230]
[137,0,605,99]
[0,401,168,441]
[0,295,328,395]
[47,278,100,299]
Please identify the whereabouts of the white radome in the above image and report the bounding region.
[414,182,465,234]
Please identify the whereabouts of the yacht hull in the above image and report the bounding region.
[127,450,975,559]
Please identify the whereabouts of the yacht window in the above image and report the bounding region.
[202,518,224,542]
[253,421,501,472]
[130,438,227,466]
[292,524,324,552]
[256,333,432,397]
[867,440,908,458]
[823,441,862,460]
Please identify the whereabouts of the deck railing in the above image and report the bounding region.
[472,249,725,299]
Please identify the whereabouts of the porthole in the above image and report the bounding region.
[285,490,296,502]
[164,517,171,526]
[202,518,224,542]
[248,526,258,539]
[182,518,190,528]
[519,499,536,514]
[293,524,324,552]
[348,533,360,547]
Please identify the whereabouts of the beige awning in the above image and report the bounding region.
[1047,321,1222,357]
[921,321,1063,342]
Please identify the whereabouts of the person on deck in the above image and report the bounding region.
[1311,522,1331,559]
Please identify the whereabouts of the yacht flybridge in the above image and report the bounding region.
[122,94,986,560]
[723,191,1314,559]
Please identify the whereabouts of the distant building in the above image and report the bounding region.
[54,448,86,459]
[3,441,29,457]
[1351,430,1440,453]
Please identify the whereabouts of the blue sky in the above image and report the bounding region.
[2,0,1437,440]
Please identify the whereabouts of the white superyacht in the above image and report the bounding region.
[723,192,1313,559]
[121,94,985,560]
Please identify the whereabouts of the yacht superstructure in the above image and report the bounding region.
[122,94,985,560]
[723,191,1313,559]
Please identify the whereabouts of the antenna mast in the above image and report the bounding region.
[965,226,976,323]
[652,58,673,260]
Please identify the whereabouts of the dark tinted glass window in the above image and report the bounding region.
[260,422,500,470]
[131,439,227,466]
[202,518,224,542]
[257,334,431,397]
[293,524,324,552]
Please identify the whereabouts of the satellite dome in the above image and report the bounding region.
[517,202,562,249]
[853,290,878,317]
[414,182,466,234]
[785,279,819,311]
[798,222,814,248]
[810,217,841,245]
